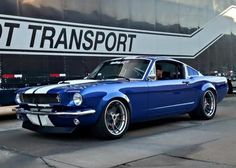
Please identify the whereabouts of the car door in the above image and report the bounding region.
[147,60,197,118]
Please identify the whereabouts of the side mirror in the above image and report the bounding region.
[187,76,194,80]
[147,74,156,81]
[84,73,91,79]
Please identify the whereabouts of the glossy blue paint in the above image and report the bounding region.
[15,57,228,133]
[147,79,197,118]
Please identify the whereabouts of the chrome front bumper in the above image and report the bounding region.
[16,108,96,116]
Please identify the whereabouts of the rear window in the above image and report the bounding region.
[187,66,199,76]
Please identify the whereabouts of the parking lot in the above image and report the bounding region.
[0,95,236,168]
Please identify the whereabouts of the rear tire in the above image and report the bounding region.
[227,79,233,94]
[189,89,217,120]
[94,99,130,139]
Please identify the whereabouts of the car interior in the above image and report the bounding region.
[156,61,185,80]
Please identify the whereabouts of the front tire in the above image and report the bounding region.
[94,99,130,139]
[189,89,217,120]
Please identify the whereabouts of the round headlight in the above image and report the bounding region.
[73,93,82,106]
[15,93,21,104]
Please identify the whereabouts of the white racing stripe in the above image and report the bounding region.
[39,115,54,126]
[26,114,54,127]
[34,83,68,94]
[33,79,97,94]
[26,114,40,126]
[25,86,43,94]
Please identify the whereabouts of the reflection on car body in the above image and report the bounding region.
[15,56,228,139]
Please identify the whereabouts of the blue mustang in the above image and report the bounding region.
[15,57,228,139]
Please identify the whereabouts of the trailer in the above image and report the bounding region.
[1,0,236,105]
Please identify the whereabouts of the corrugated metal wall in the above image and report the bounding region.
[0,0,236,87]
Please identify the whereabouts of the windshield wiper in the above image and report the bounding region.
[85,76,94,79]
[106,75,130,81]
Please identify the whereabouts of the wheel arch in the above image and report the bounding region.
[113,97,132,117]
[201,83,217,98]
[93,93,132,139]
[96,92,132,121]
[189,83,218,120]
[195,83,217,109]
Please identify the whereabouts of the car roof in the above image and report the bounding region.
[110,56,180,62]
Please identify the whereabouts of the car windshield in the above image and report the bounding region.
[87,59,150,80]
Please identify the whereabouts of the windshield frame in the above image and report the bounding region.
[87,58,152,81]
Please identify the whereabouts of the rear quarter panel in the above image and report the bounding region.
[194,76,228,103]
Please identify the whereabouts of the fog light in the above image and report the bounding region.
[73,118,80,125]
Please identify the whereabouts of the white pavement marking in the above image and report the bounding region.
[0,106,21,132]
[0,120,21,132]
[0,121,22,132]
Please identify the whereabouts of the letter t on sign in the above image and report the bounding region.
[0,24,2,39]
[28,25,42,47]
[4,22,20,46]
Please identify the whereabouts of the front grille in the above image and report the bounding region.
[22,94,59,104]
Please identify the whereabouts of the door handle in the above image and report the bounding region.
[182,81,190,85]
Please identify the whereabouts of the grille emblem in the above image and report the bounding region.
[32,97,36,104]
[56,95,60,102]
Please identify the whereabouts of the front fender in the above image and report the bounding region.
[102,92,130,103]
[95,92,131,118]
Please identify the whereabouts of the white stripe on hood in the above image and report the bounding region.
[25,79,97,94]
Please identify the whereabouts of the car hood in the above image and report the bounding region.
[21,79,128,94]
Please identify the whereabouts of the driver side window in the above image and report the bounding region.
[148,60,185,80]
[156,61,185,80]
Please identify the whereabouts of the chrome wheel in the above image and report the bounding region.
[203,90,216,117]
[189,89,217,120]
[104,100,128,136]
